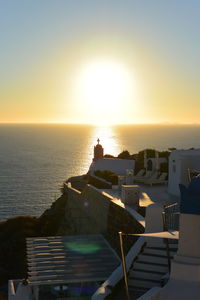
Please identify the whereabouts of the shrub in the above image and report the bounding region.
[104,154,115,158]
[117,150,131,159]
[94,170,118,185]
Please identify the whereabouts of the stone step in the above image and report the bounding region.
[128,287,149,298]
[133,262,168,274]
[137,254,170,265]
[143,248,177,257]
[146,244,178,251]
[129,270,163,281]
[128,278,161,289]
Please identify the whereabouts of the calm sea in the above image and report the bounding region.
[0,124,200,221]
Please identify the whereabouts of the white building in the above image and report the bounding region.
[89,158,135,176]
[168,149,200,196]
[89,139,135,176]
[146,157,167,172]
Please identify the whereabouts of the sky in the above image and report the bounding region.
[0,0,200,125]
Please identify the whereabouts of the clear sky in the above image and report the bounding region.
[0,0,200,125]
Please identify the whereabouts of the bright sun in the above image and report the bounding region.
[72,59,135,125]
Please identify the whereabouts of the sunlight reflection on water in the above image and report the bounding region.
[80,126,122,176]
[89,126,121,156]
[1,124,200,220]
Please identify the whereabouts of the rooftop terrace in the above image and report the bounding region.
[102,184,179,207]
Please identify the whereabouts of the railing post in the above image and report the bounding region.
[119,232,130,300]
[162,212,171,273]
[187,168,191,182]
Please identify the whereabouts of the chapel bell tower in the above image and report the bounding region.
[93,138,104,161]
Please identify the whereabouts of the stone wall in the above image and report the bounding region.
[106,201,144,255]
[62,184,144,254]
[63,184,111,234]
[88,174,112,189]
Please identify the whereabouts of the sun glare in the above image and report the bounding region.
[72,59,135,125]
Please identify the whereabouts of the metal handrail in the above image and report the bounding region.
[163,203,179,231]
[162,203,180,273]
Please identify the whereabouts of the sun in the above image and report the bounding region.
[73,59,134,125]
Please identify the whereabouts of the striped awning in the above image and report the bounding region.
[26,234,120,286]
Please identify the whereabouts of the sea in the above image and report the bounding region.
[0,124,200,221]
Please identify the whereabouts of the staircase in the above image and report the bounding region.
[128,241,178,297]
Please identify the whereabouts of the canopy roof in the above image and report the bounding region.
[26,234,120,286]
[134,231,179,239]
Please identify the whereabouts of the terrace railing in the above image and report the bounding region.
[162,202,180,272]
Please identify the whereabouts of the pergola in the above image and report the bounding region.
[26,234,120,288]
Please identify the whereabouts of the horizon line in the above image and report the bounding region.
[0,121,200,126]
